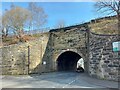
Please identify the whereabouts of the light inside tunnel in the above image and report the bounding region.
[57,51,83,71]
[77,58,84,69]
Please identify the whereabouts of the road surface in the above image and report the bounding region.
[1,72,118,88]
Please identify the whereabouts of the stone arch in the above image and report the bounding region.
[55,50,85,71]
[55,49,85,62]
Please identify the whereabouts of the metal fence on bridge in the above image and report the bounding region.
[5,27,51,36]
[24,28,50,35]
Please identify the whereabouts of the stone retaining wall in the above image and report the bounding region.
[89,32,119,81]
[1,24,119,81]
[1,33,50,75]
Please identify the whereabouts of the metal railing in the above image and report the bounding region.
[3,27,51,36]
[24,28,50,35]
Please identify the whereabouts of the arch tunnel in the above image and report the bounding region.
[57,51,84,72]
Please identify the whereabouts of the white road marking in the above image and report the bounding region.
[2,72,118,88]
[62,78,77,88]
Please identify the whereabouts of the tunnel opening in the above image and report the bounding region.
[57,51,83,72]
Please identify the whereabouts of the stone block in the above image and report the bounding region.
[104,61,110,63]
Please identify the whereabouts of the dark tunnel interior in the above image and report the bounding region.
[57,51,81,71]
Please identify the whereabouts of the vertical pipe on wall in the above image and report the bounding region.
[28,46,30,74]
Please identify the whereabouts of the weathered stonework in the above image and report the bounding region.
[89,32,119,81]
[1,33,50,75]
[1,22,119,81]
[39,26,88,72]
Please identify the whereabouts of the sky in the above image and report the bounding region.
[1,2,109,29]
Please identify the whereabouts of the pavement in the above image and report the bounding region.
[1,72,119,89]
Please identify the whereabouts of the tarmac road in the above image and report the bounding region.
[1,72,119,89]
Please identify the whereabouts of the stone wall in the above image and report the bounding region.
[1,23,119,81]
[51,28,87,71]
[2,33,50,75]
[50,27,87,60]
[41,26,88,72]
[89,32,119,81]
[1,25,88,75]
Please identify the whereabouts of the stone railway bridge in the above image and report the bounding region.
[1,19,119,81]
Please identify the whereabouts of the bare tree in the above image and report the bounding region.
[94,0,120,32]
[2,6,31,41]
[28,2,47,32]
[2,9,9,38]
[2,27,8,38]
[55,20,66,28]
[0,15,3,38]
